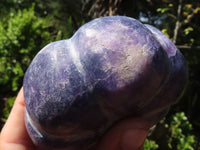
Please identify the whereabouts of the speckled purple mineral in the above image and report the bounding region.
[23,16,187,149]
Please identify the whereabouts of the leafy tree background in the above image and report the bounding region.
[0,0,200,149]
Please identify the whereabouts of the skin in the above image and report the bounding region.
[0,87,150,150]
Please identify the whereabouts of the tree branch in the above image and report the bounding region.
[167,13,177,20]
[172,0,183,44]
[176,45,200,49]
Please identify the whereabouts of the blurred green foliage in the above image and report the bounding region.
[167,112,196,150]
[0,5,53,93]
[1,97,15,123]
[143,139,159,150]
[144,112,198,150]
[166,112,195,150]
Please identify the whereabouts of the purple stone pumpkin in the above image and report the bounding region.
[23,16,187,149]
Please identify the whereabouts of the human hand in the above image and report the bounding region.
[0,88,36,150]
[0,88,149,150]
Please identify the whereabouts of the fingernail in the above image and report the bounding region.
[120,129,148,150]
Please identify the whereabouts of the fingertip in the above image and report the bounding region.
[15,87,25,107]
[120,129,148,150]
[97,118,150,150]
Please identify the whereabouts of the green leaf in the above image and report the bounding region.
[157,8,169,13]
[184,27,194,35]
[143,139,159,150]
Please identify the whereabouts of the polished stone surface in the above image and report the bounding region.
[23,16,187,149]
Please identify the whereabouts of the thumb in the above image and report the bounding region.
[96,118,150,150]
[120,129,148,150]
